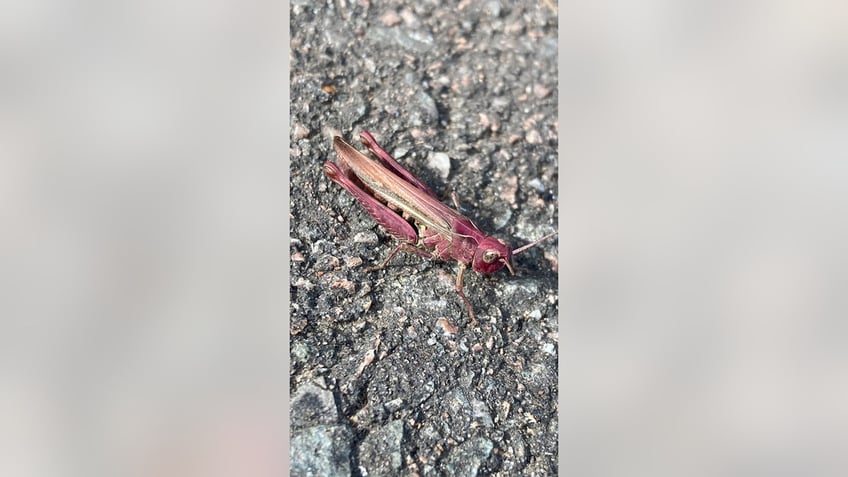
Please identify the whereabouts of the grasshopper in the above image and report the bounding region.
[324,130,556,325]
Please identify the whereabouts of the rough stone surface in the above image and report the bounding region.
[357,419,405,477]
[442,436,495,477]
[290,424,353,477]
[291,1,558,475]
[291,382,339,430]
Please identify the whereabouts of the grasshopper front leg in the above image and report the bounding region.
[368,244,477,326]
[455,264,477,326]
[365,243,434,273]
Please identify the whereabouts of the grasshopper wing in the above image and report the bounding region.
[359,130,440,200]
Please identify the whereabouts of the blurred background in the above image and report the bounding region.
[1,1,287,476]
[1,0,847,476]
[560,1,848,476]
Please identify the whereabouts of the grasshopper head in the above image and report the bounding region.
[472,237,514,275]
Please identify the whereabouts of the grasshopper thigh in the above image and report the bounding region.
[324,161,418,243]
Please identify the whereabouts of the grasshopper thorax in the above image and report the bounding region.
[472,237,514,275]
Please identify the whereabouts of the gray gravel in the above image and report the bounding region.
[291,1,558,475]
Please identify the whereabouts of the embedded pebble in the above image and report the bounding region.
[528,178,546,193]
[344,256,363,267]
[380,10,401,26]
[427,152,451,180]
[384,398,405,412]
[290,318,307,335]
[293,123,311,140]
[330,279,355,292]
[491,207,512,231]
[316,255,340,271]
[399,8,420,28]
[545,251,558,272]
[354,231,379,244]
[436,318,458,335]
[500,176,518,205]
[525,129,543,144]
[365,26,433,54]
[533,84,551,99]
[392,146,409,158]
[416,91,439,124]
[484,0,502,18]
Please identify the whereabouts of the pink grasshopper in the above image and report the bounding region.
[324,130,556,325]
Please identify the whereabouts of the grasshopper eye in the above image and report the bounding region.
[483,250,500,264]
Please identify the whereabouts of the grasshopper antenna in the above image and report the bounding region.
[512,232,557,256]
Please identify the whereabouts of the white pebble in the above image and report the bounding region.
[427,152,451,180]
